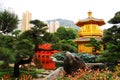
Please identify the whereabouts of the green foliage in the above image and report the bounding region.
[108,11,120,24]
[30,19,47,28]
[59,39,77,48]
[65,28,78,40]
[14,39,35,60]
[14,39,34,50]
[0,10,20,68]
[0,47,15,63]
[53,52,99,63]
[55,27,67,40]
[85,38,101,53]
[0,14,56,77]
[0,61,4,66]
[76,53,100,63]
[21,19,49,46]
[52,43,77,52]
[102,25,120,46]
[42,32,60,43]
[0,36,35,69]
[100,51,120,63]
[55,27,77,40]
[101,11,120,63]
[19,69,37,77]
[20,30,44,46]
[0,68,38,79]
[53,52,65,61]
[11,30,21,37]
[30,19,47,37]
[53,26,78,52]
[0,34,16,67]
[0,67,13,77]
[0,9,19,34]
[0,72,8,78]
[35,69,45,74]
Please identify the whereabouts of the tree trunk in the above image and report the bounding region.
[13,55,33,77]
[14,63,20,77]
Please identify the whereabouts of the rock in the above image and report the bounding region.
[86,63,106,70]
[45,67,64,80]
[63,52,87,75]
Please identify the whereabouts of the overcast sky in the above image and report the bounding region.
[1,0,120,29]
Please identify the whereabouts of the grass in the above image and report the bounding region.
[0,66,46,80]
[0,61,4,66]
[35,69,45,74]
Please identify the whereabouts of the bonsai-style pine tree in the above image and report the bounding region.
[101,11,120,63]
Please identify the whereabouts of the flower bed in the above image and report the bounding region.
[57,67,120,80]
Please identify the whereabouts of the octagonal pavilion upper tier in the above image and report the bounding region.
[76,11,105,37]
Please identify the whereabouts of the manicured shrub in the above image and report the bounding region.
[53,52,100,68]
[75,53,100,63]
[53,52,100,63]
[53,52,65,61]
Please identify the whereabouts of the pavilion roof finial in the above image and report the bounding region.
[88,10,92,18]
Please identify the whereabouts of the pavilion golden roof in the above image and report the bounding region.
[76,11,105,27]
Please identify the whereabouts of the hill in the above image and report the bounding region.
[46,18,79,30]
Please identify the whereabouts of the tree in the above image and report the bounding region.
[59,39,77,48]
[53,27,78,52]
[42,32,60,43]
[0,30,35,77]
[13,39,35,77]
[13,20,49,77]
[0,11,54,77]
[0,10,19,34]
[0,10,19,70]
[55,26,67,40]
[101,26,120,63]
[85,38,101,53]
[55,27,77,40]
[21,19,48,50]
[101,11,120,63]
[52,43,77,52]
[0,34,15,68]
[65,28,78,40]
[21,20,60,46]
[108,11,120,24]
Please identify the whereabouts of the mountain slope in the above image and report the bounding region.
[46,18,79,30]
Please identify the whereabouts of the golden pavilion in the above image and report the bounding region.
[74,11,105,54]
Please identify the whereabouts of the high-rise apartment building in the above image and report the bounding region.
[54,21,60,32]
[22,11,32,32]
[47,21,60,33]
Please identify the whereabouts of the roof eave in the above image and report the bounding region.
[76,20,105,27]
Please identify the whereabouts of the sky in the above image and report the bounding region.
[1,0,120,29]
